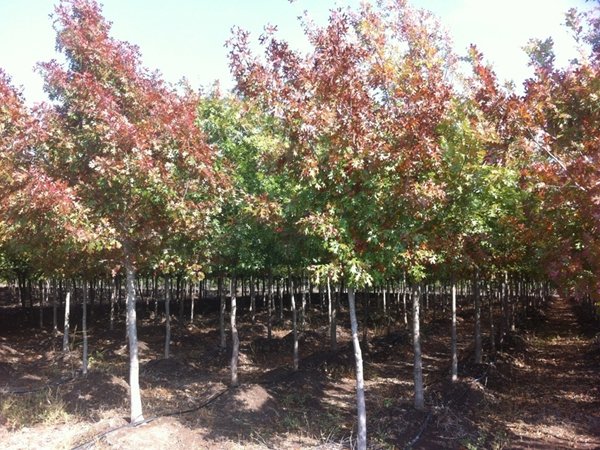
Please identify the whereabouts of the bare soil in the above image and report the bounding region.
[0,289,598,449]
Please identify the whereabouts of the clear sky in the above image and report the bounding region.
[0,0,590,105]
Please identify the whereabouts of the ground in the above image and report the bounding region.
[0,289,598,449]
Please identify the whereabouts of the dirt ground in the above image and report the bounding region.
[0,289,598,449]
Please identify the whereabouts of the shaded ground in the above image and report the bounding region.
[0,288,598,449]
[469,297,600,449]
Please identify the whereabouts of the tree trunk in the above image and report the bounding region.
[110,277,116,331]
[291,279,299,371]
[189,281,195,323]
[267,274,273,340]
[219,276,226,349]
[124,257,144,423]
[178,277,185,322]
[413,287,425,410]
[39,280,44,329]
[329,277,337,351]
[82,281,88,375]
[250,275,256,324]
[451,282,458,382]
[362,290,369,350]
[489,285,496,357]
[348,287,367,450]
[300,277,307,329]
[62,290,71,352]
[164,277,171,359]
[474,274,482,364]
[230,276,239,386]
[278,278,283,321]
[52,280,58,336]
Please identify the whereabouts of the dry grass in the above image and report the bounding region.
[1,387,72,430]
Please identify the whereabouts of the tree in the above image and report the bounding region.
[37,0,221,423]
[228,0,458,445]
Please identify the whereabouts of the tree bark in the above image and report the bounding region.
[164,276,171,359]
[52,280,58,336]
[230,275,239,386]
[451,282,458,382]
[329,277,337,351]
[39,280,44,329]
[277,278,282,320]
[219,276,226,349]
[190,281,195,323]
[348,287,367,450]
[489,284,496,357]
[125,257,144,423]
[291,279,299,371]
[82,281,88,375]
[413,287,425,410]
[267,273,273,340]
[250,275,256,324]
[300,277,307,329]
[62,290,71,352]
[474,274,482,364]
[110,277,116,331]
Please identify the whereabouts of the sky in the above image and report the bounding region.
[0,0,591,105]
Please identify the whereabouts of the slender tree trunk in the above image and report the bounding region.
[413,287,425,410]
[110,277,116,331]
[451,282,458,382]
[329,277,337,351]
[489,285,496,357]
[178,277,185,322]
[38,281,44,329]
[403,288,408,326]
[250,275,256,324]
[474,274,482,364]
[62,290,71,352]
[348,287,367,450]
[124,257,144,423]
[52,280,58,336]
[291,279,299,371]
[278,278,283,321]
[82,281,88,375]
[362,291,369,350]
[300,277,307,329]
[190,281,195,323]
[219,276,226,349]
[164,277,171,359]
[267,274,273,340]
[230,276,239,386]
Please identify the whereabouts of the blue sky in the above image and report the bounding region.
[0,0,590,104]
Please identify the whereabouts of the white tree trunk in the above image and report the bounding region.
[300,278,307,329]
[82,281,88,375]
[250,275,256,324]
[39,281,45,329]
[219,276,226,349]
[125,259,144,423]
[267,274,273,340]
[329,277,337,351]
[451,282,458,382]
[52,280,58,336]
[413,287,425,410]
[230,276,239,386]
[474,275,482,364]
[190,282,195,323]
[62,290,71,352]
[291,279,299,371]
[110,277,116,331]
[164,277,171,359]
[348,287,367,450]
